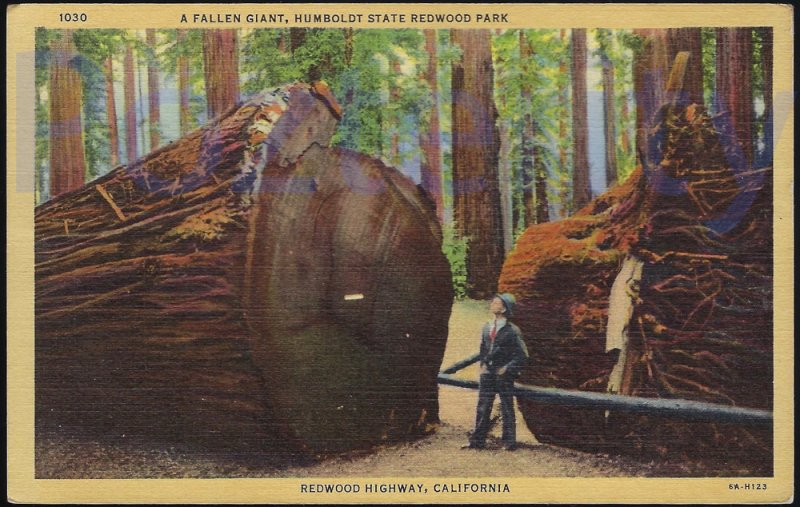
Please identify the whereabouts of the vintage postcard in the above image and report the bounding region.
[7,3,794,504]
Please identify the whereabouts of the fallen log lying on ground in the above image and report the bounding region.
[500,100,773,473]
[35,82,452,455]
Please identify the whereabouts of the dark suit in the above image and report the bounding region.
[470,320,528,447]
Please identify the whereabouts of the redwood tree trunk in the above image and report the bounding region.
[203,29,240,120]
[123,42,137,164]
[667,28,704,105]
[558,29,570,217]
[715,28,754,168]
[602,54,618,188]
[633,29,669,161]
[49,29,86,198]
[451,29,504,299]
[35,83,451,457]
[419,29,444,223]
[520,31,536,225]
[571,28,590,210]
[177,29,191,135]
[103,56,120,167]
[146,29,161,150]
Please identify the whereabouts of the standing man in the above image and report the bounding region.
[464,293,529,450]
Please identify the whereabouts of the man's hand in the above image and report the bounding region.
[480,364,490,375]
[497,366,508,376]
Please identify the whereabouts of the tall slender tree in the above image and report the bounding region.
[451,29,503,298]
[519,31,536,225]
[48,29,87,197]
[123,41,138,164]
[597,29,618,188]
[177,29,191,135]
[203,29,240,119]
[571,28,590,210]
[146,29,161,150]
[557,29,571,217]
[716,28,754,167]
[419,29,444,223]
[103,54,120,167]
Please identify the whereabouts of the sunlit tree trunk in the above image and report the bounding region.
[177,29,191,135]
[123,41,138,165]
[49,29,86,198]
[451,29,504,299]
[203,29,240,119]
[146,29,161,150]
[571,28,590,210]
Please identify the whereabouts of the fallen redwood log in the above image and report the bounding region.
[500,100,773,473]
[35,82,452,455]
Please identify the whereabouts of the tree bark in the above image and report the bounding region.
[177,29,191,135]
[49,29,86,198]
[123,42,138,164]
[146,29,161,150]
[103,56,120,168]
[419,29,444,223]
[450,29,504,298]
[715,28,754,168]
[558,29,570,218]
[633,29,669,162]
[35,83,451,455]
[602,54,618,188]
[203,29,240,120]
[667,28,704,106]
[533,118,550,224]
[571,28,590,210]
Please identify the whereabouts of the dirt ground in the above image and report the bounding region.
[34,299,698,478]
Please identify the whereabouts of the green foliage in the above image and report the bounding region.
[494,29,569,223]
[35,28,52,204]
[442,222,468,300]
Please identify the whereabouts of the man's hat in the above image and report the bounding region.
[497,293,516,317]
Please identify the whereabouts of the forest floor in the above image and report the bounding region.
[35,300,707,479]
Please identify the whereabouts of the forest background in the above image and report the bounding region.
[36,27,773,299]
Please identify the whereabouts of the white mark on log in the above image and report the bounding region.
[344,293,364,301]
[606,254,644,396]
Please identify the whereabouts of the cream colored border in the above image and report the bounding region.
[6,3,794,503]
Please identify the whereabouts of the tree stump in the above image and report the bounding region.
[500,101,773,473]
[35,82,452,456]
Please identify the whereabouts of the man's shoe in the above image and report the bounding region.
[503,444,517,451]
[461,442,485,449]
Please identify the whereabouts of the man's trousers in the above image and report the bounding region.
[470,373,516,446]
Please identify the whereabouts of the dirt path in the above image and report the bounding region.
[36,300,677,478]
